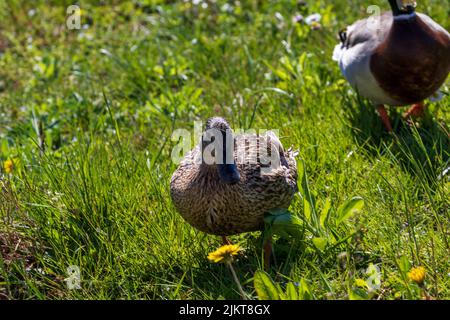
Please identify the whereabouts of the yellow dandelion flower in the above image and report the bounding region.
[207,244,241,264]
[408,266,426,285]
[354,278,368,289]
[3,159,15,174]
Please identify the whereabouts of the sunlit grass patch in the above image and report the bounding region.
[0,0,449,299]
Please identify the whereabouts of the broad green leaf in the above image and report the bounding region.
[264,211,303,240]
[190,88,203,101]
[276,283,284,299]
[1,139,8,156]
[398,256,411,275]
[254,271,280,300]
[285,282,298,300]
[298,52,307,71]
[336,197,364,225]
[298,278,313,300]
[299,159,317,225]
[349,288,368,300]
[319,198,331,228]
[312,237,328,252]
[303,197,312,222]
[280,56,295,75]
[45,60,55,78]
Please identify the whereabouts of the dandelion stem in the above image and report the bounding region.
[227,261,248,300]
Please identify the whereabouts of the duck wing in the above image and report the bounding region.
[333,12,393,62]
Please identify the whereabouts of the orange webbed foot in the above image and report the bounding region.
[403,102,426,118]
[376,105,393,132]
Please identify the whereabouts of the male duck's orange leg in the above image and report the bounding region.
[403,101,426,118]
[263,237,272,270]
[376,105,393,132]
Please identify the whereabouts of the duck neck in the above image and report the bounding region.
[388,0,416,17]
[388,0,402,16]
[201,130,240,184]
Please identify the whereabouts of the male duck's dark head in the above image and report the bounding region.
[202,117,240,185]
[388,0,416,16]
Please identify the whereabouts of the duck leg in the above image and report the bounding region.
[263,236,273,270]
[222,236,232,245]
[403,101,426,118]
[376,105,393,132]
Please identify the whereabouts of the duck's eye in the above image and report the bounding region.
[339,29,347,44]
[400,0,416,10]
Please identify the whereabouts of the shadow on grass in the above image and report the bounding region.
[345,96,450,184]
[154,233,306,299]
[178,234,271,300]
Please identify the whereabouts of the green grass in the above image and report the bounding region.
[0,0,449,300]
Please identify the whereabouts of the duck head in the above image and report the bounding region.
[388,0,416,16]
[202,117,240,185]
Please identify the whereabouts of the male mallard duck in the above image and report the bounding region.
[333,0,450,131]
[170,117,298,266]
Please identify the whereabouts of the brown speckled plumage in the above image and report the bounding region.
[170,119,298,236]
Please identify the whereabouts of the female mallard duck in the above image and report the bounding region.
[333,0,450,131]
[170,117,298,266]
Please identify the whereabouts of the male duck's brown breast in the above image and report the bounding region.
[370,16,450,105]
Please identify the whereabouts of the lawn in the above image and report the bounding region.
[0,0,449,300]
